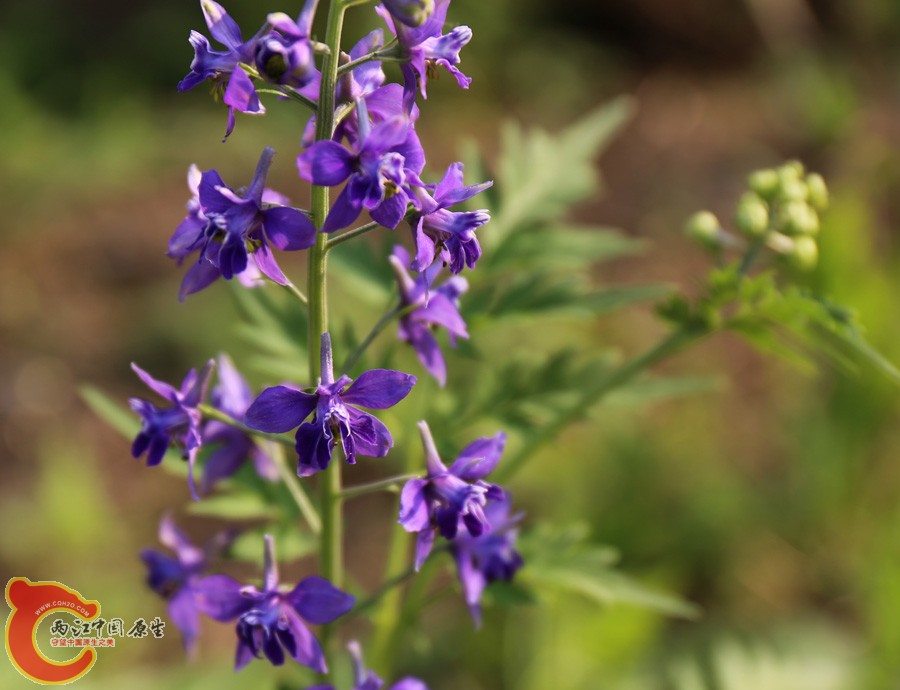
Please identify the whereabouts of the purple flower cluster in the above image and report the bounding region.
[128,0,523,681]
[399,422,523,623]
[143,528,352,672]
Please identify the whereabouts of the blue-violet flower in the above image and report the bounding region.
[168,147,316,300]
[389,245,468,386]
[297,105,426,233]
[450,495,523,626]
[130,359,214,498]
[408,162,491,274]
[399,421,505,569]
[305,641,428,690]
[245,333,416,476]
[192,535,354,672]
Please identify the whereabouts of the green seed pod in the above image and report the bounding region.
[782,201,820,236]
[789,236,818,270]
[735,192,769,237]
[805,173,829,211]
[685,210,721,248]
[748,168,780,199]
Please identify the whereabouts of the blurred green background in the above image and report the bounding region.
[2,0,900,688]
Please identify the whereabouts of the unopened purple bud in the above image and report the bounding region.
[383,0,435,27]
[255,32,315,86]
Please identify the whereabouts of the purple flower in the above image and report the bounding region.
[200,354,279,494]
[168,147,317,300]
[450,495,523,626]
[254,7,320,90]
[192,535,354,672]
[245,334,416,476]
[177,0,266,139]
[140,516,233,653]
[129,359,214,499]
[377,0,473,102]
[408,162,491,274]
[399,421,505,569]
[297,107,426,233]
[306,641,428,690]
[389,245,468,386]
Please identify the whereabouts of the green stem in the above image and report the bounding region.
[350,544,449,620]
[309,0,348,666]
[340,302,418,374]
[269,443,322,536]
[197,404,294,447]
[493,324,710,483]
[326,221,381,250]
[340,473,421,500]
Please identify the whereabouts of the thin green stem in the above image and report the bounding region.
[349,544,449,620]
[340,473,421,500]
[310,0,348,666]
[326,221,381,250]
[738,236,766,276]
[340,302,418,374]
[493,324,711,483]
[197,404,294,447]
[336,40,400,75]
[269,442,322,536]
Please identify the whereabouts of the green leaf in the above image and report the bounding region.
[229,526,317,564]
[79,385,188,477]
[520,523,699,619]
[605,375,724,407]
[490,225,646,271]
[186,492,279,520]
[487,98,635,245]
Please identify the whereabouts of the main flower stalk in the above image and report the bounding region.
[309,0,348,661]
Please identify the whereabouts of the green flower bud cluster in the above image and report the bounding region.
[685,161,829,272]
[747,161,828,271]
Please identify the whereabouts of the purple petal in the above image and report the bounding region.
[414,528,435,571]
[182,359,215,407]
[251,241,289,285]
[342,369,416,409]
[448,432,506,480]
[321,183,363,233]
[346,408,393,459]
[288,576,355,625]
[168,587,200,653]
[131,363,178,401]
[361,116,410,156]
[370,192,409,230]
[201,441,249,493]
[212,353,252,415]
[282,607,327,673]
[399,478,430,532]
[434,162,492,207]
[179,258,221,301]
[405,325,446,386]
[245,386,318,432]
[454,550,486,627]
[263,207,317,250]
[235,640,255,671]
[297,141,356,186]
[201,0,244,52]
[295,421,334,476]
[147,434,170,468]
[224,68,264,115]
[159,515,204,566]
[419,292,467,337]
[192,574,252,621]
[412,219,436,272]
